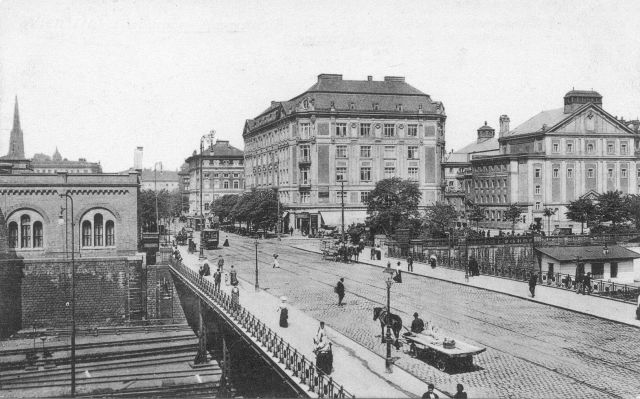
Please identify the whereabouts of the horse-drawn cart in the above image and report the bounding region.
[402,332,485,372]
[321,239,339,261]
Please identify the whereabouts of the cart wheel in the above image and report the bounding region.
[435,358,447,372]
[409,343,417,357]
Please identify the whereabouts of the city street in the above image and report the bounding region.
[207,235,640,399]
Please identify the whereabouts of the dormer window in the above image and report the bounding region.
[349,102,355,110]
[303,99,309,109]
[373,103,379,111]
[396,104,403,111]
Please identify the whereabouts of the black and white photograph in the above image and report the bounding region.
[1,1,640,398]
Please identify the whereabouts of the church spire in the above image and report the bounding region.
[6,96,25,159]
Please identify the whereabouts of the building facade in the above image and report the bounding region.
[32,148,102,174]
[139,168,180,191]
[462,90,640,232]
[184,140,245,219]
[242,74,446,233]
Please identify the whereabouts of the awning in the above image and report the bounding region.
[320,210,368,227]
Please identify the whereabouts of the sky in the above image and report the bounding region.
[1,0,640,172]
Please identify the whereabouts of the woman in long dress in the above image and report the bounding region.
[277,296,288,327]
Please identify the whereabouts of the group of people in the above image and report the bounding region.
[199,254,238,288]
[313,321,333,375]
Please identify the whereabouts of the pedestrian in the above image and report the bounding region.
[583,272,592,295]
[375,244,382,260]
[230,265,238,286]
[272,253,280,268]
[370,246,376,260]
[529,273,537,298]
[203,262,211,278]
[429,254,437,269]
[335,278,345,306]
[315,321,327,342]
[213,268,221,291]
[410,312,425,334]
[314,329,332,375]
[407,256,414,272]
[217,255,225,273]
[231,286,240,312]
[277,296,288,328]
[289,226,294,236]
[223,234,229,247]
[468,255,478,277]
[393,261,403,283]
[453,384,467,399]
[422,383,439,399]
[198,264,205,281]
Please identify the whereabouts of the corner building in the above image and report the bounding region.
[243,74,446,233]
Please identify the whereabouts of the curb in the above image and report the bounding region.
[290,245,640,330]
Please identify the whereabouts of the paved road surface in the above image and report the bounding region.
[206,236,640,399]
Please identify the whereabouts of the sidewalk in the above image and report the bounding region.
[177,238,441,398]
[291,242,640,328]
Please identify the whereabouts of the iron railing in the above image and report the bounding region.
[169,259,354,399]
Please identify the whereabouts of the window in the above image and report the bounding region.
[300,168,309,185]
[336,145,347,158]
[360,167,371,181]
[360,146,371,157]
[407,124,418,137]
[384,161,396,178]
[300,123,311,139]
[566,142,574,153]
[105,221,115,246]
[407,146,418,159]
[622,168,627,178]
[384,146,395,157]
[223,173,229,178]
[233,180,239,189]
[337,190,346,202]
[607,143,614,154]
[535,168,541,178]
[553,168,559,178]
[535,202,541,210]
[408,167,418,180]
[300,145,310,161]
[360,191,370,203]
[233,173,239,178]
[360,123,371,137]
[553,143,559,153]
[535,185,541,194]
[621,142,628,155]
[8,222,18,248]
[335,123,347,137]
[608,169,613,178]
[300,192,310,203]
[567,168,573,178]
[336,167,347,181]
[94,214,103,246]
[33,222,43,248]
[82,221,92,247]
[383,124,395,137]
[20,215,31,248]
[223,181,229,189]
[587,168,594,178]
[611,262,618,278]
[587,143,594,153]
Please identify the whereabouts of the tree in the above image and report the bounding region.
[230,189,283,233]
[504,203,524,234]
[138,189,181,232]
[565,197,596,234]
[211,194,240,224]
[596,190,630,228]
[467,204,486,232]
[626,195,640,231]
[423,202,459,238]
[365,177,421,236]
[542,207,556,236]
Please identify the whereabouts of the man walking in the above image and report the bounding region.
[529,273,538,298]
[335,278,345,306]
[272,253,280,268]
[407,256,414,272]
[213,268,221,291]
[217,255,225,273]
[583,272,592,295]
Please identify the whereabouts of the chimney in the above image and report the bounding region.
[367,75,373,81]
[134,146,143,171]
[383,76,405,82]
[499,115,510,137]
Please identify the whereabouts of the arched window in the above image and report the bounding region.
[20,215,31,248]
[105,221,115,246]
[94,214,103,246]
[8,222,18,248]
[82,221,92,247]
[33,221,43,248]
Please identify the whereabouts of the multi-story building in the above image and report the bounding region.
[462,90,640,232]
[242,74,446,233]
[139,168,180,191]
[184,140,244,223]
[32,149,102,174]
[443,121,501,227]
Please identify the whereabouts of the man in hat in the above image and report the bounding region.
[335,278,345,306]
[272,253,280,268]
[217,255,224,273]
[410,312,425,334]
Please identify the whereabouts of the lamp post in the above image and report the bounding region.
[199,130,216,260]
[383,267,395,373]
[254,239,259,291]
[338,176,345,243]
[58,192,76,396]
[154,161,162,232]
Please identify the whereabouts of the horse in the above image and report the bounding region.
[373,307,403,349]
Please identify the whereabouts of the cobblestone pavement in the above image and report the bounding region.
[208,236,640,399]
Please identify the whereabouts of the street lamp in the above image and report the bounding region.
[382,266,395,373]
[58,192,76,396]
[254,239,259,291]
[199,130,216,260]
[154,161,163,233]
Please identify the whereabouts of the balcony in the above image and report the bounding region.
[298,156,311,166]
[298,181,311,190]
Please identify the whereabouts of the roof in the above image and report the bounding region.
[140,169,179,182]
[535,245,640,262]
[204,141,244,157]
[445,137,499,164]
[477,122,494,131]
[564,90,602,98]
[504,108,566,137]
[305,76,426,96]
